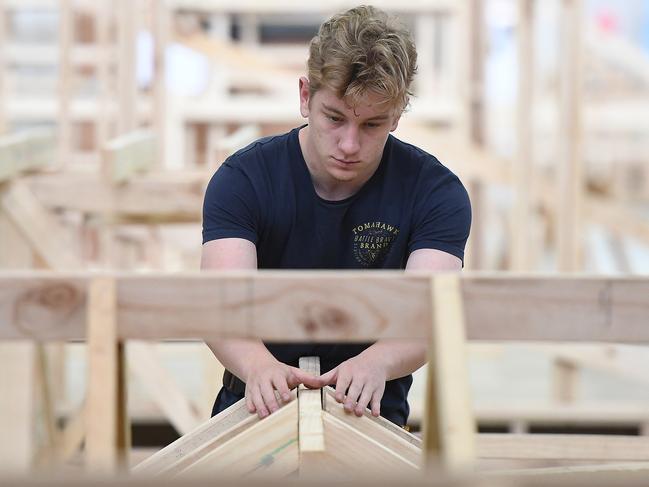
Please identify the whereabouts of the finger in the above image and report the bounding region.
[317,369,337,386]
[250,386,268,418]
[291,368,324,389]
[370,390,382,417]
[272,375,292,403]
[245,391,256,414]
[355,386,374,417]
[334,372,352,403]
[344,380,363,413]
[260,380,280,414]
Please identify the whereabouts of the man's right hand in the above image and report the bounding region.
[244,355,323,418]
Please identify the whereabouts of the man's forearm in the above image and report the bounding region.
[207,339,277,382]
[358,339,427,381]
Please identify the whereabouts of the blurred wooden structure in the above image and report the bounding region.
[2,272,649,479]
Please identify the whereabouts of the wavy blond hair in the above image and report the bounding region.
[307,5,417,113]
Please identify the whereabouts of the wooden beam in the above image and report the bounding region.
[0,342,36,472]
[323,386,422,449]
[103,131,156,184]
[319,412,418,476]
[178,399,298,478]
[323,387,421,467]
[25,171,207,220]
[478,434,649,461]
[1,274,649,343]
[298,356,324,452]
[423,274,475,470]
[0,181,82,269]
[511,0,534,271]
[556,0,584,271]
[298,356,325,477]
[85,277,128,472]
[132,395,257,475]
[0,130,56,182]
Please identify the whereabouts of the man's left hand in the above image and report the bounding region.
[317,352,386,417]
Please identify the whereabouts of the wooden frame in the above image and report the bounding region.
[2,272,649,479]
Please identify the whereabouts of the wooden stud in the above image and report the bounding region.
[556,0,584,271]
[423,274,475,471]
[511,0,535,271]
[85,277,128,472]
[0,342,36,472]
[298,356,325,477]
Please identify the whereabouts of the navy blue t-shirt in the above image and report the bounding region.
[202,126,471,425]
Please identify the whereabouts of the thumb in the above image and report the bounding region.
[318,368,337,386]
[289,367,321,389]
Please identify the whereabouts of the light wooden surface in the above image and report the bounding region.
[0,181,82,270]
[178,399,298,478]
[132,395,258,475]
[85,277,127,472]
[423,274,475,470]
[1,274,649,342]
[297,356,324,453]
[102,131,156,184]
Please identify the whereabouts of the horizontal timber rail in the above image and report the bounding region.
[0,271,648,343]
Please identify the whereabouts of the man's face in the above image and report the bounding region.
[298,77,401,189]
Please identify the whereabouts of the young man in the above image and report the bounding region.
[201,6,471,427]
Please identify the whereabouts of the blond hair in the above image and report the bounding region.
[307,5,417,113]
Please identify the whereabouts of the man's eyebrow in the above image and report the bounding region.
[322,103,390,121]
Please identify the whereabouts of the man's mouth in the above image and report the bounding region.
[333,157,361,164]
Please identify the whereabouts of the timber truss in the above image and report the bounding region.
[134,357,421,478]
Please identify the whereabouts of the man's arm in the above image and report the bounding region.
[318,248,462,418]
[201,238,320,418]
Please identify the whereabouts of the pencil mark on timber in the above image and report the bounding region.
[248,438,297,473]
[13,282,83,338]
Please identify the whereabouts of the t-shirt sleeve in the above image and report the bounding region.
[408,175,472,264]
[202,162,261,245]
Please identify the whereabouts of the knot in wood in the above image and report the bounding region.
[14,282,83,338]
[299,302,355,338]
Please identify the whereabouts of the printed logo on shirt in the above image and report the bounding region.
[352,221,399,266]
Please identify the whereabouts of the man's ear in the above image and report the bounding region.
[299,76,310,118]
[390,113,401,132]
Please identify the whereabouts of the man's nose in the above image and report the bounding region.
[338,125,361,156]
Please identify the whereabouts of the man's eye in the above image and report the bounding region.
[365,122,380,128]
[327,115,342,122]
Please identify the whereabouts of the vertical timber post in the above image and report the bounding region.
[423,274,475,471]
[86,277,129,472]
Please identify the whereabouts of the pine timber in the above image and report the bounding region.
[297,356,324,452]
[2,274,649,343]
[0,130,56,182]
[320,412,418,475]
[102,131,156,184]
[177,399,299,478]
[423,275,475,470]
[323,387,421,467]
[85,277,128,472]
[132,395,259,475]
[297,356,325,477]
[0,181,82,270]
